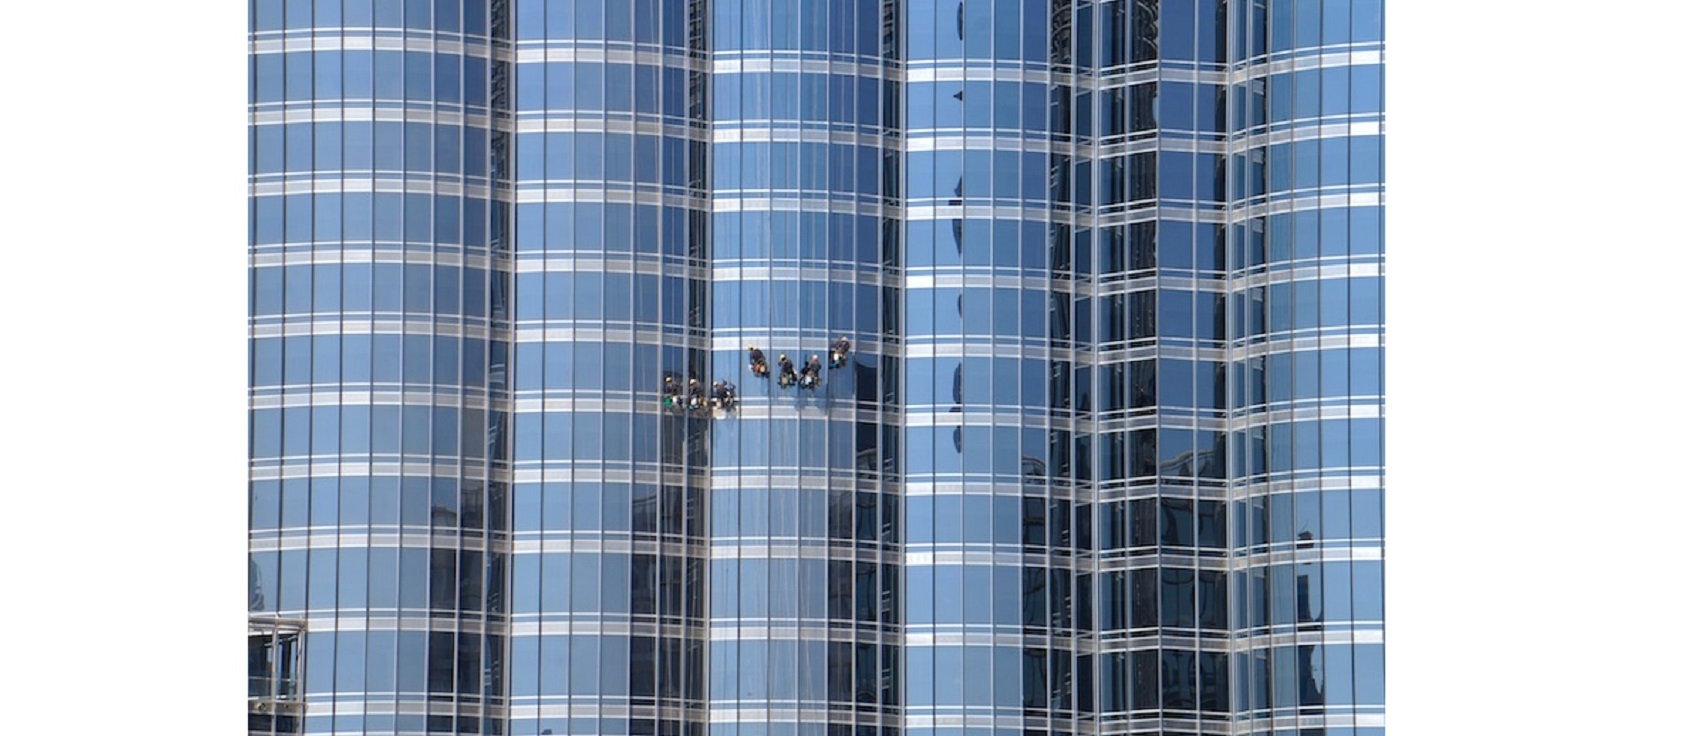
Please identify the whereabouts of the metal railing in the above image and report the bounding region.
[249,617,307,734]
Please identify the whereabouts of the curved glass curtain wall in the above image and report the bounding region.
[503,0,713,735]
[706,3,904,736]
[900,3,1090,736]
[247,1,509,735]
[247,2,1387,735]
[1086,1,1235,732]
[1225,0,1385,734]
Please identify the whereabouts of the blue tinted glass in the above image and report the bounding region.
[249,0,1386,724]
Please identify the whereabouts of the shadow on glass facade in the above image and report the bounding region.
[249,2,1384,735]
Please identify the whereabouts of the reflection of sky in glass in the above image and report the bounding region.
[247,0,1386,733]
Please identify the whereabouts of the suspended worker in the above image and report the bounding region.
[713,379,739,412]
[686,378,706,412]
[829,335,851,368]
[662,376,681,410]
[799,354,822,389]
[748,344,769,377]
[776,354,798,388]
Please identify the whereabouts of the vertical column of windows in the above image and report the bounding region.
[707,5,902,736]
[502,2,712,736]
[1088,1,1235,732]
[901,4,1085,736]
[247,1,508,734]
[1225,1,1385,734]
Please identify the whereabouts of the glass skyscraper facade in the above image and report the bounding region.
[248,2,1385,736]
